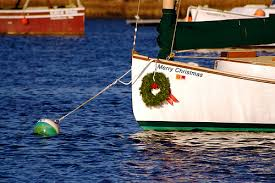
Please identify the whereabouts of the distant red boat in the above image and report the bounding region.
[0,0,85,35]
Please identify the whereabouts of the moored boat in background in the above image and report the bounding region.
[185,4,275,22]
[183,4,275,47]
[230,4,275,17]
[185,5,259,22]
[157,7,275,56]
[0,0,85,35]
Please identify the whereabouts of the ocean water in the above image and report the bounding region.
[0,19,274,182]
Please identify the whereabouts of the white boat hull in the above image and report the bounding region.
[131,54,275,132]
[216,58,275,79]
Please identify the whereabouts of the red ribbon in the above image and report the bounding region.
[166,90,179,105]
[151,82,159,89]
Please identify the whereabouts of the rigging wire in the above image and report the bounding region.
[132,0,141,51]
[168,0,182,60]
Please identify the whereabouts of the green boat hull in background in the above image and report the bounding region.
[157,9,275,59]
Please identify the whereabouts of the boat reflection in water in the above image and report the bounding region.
[128,131,275,181]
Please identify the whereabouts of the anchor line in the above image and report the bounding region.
[56,59,156,123]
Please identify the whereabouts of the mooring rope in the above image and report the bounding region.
[56,59,156,123]
[57,69,131,123]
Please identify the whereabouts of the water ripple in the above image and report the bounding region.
[0,19,275,182]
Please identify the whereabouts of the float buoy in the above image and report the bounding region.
[33,118,60,137]
[21,18,29,25]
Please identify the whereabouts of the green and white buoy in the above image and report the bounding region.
[33,69,132,138]
[33,118,60,137]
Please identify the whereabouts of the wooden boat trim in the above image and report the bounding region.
[175,56,275,67]
[133,53,275,84]
[0,14,85,19]
[0,8,85,14]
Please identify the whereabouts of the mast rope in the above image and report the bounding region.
[167,0,182,60]
[132,0,141,51]
[56,59,156,123]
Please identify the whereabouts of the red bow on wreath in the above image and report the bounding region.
[166,89,179,105]
[151,83,179,106]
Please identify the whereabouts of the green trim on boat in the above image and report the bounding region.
[138,121,275,132]
[157,9,275,59]
[157,9,176,59]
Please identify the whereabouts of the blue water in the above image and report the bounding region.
[0,19,275,182]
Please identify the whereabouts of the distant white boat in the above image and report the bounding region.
[185,4,275,22]
[230,4,275,17]
[186,5,260,22]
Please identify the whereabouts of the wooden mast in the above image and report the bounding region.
[23,0,30,9]
[163,0,175,9]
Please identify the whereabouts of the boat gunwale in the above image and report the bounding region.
[0,14,85,19]
[0,7,85,14]
[216,57,275,67]
[133,53,275,84]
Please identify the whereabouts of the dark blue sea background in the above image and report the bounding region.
[0,19,275,182]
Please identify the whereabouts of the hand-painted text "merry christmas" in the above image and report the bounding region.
[157,64,203,77]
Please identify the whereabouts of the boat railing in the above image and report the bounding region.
[22,0,84,10]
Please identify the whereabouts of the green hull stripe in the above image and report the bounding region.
[138,121,275,132]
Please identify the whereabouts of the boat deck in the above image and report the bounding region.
[228,56,275,67]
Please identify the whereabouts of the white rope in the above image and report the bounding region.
[56,59,156,123]
[132,0,141,51]
[153,59,159,82]
[133,59,156,85]
[167,0,182,60]
[117,69,132,85]
[57,69,131,123]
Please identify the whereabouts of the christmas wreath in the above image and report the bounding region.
[139,72,170,107]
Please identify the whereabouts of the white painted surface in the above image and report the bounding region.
[132,55,275,124]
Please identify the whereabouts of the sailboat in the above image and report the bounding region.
[0,0,85,35]
[131,0,275,132]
